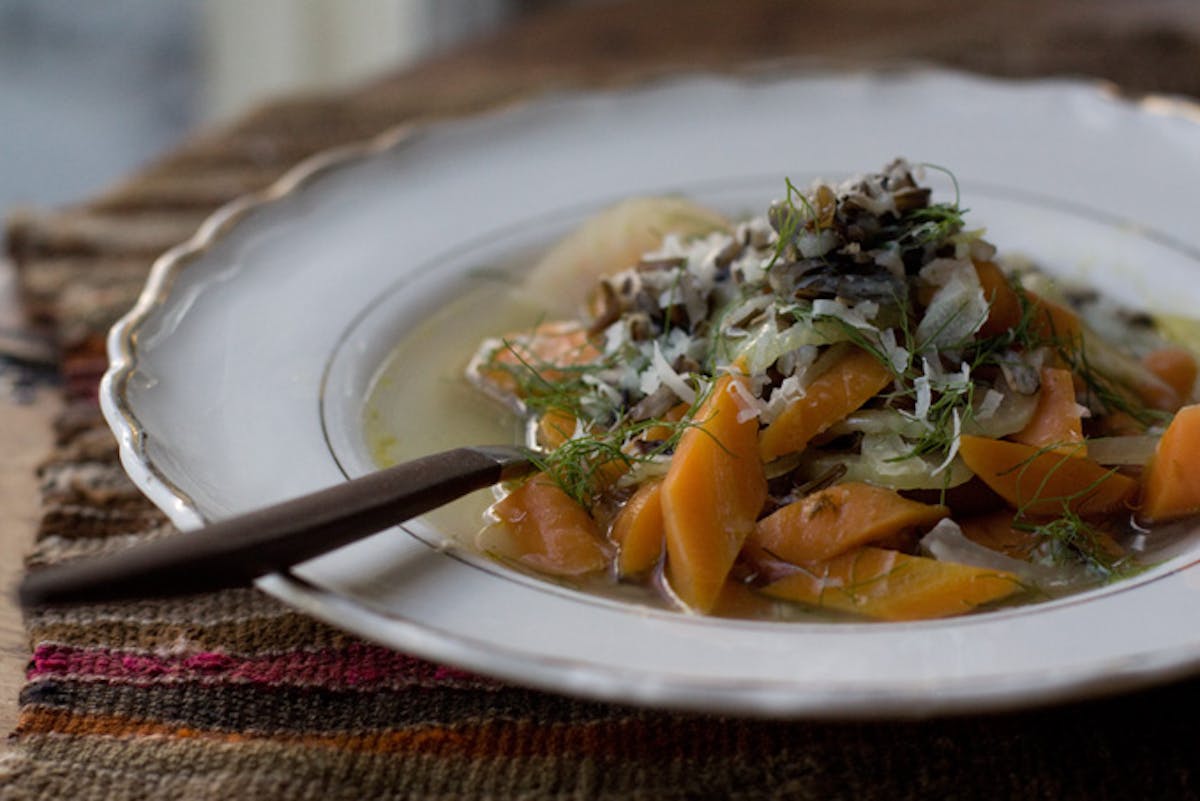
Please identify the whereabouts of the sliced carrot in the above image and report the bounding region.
[1142,347,1197,406]
[532,409,631,495]
[759,347,894,462]
[1012,367,1086,456]
[959,510,1041,560]
[640,402,691,444]
[610,479,665,576]
[1027,292,1083,345]
[661,374,767,613]
[750,482,948,564]
[1140,404,1200,522]
[476,321,601,398]
[957,435,1136,517]
[537,408,578,451]
[486,474,611,576]
[760,547,1021,621]
[974,260,1023,337]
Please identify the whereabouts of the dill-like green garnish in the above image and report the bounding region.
[908,381,974,461]
[917,162,962,209]
[529,392,711,510]
[961,277,1043,367]
[990,280,1169,428]
[900,203,967,249]
[485,337,619,425]
[804,288,980,468]
[1012,509,1139,581]
[766,177,822,271]
[996,441,1142,580]
[1056,333,1171,429]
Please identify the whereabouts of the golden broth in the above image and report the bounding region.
[363,274,535,535]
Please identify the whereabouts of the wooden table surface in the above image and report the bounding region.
[4,0,1200,738]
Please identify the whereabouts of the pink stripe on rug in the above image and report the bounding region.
[29,643,498,691]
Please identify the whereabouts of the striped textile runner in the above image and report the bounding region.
[8,421,1200,801]
[7,17,1200,794]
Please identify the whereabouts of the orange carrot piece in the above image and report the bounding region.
[974,260,1023,337]
[1142,347,1197,406]
[537,408,578,451]
[1027,292,1083,344]
[759,347,894,462]
[957,435,1136,517]
[640,402,691,444]
[1140,404,1200,522]
[751,482,949,564]
[1012,367,1086,456]
[661,374,767,613]
[477,321,601,398]
[611,479,665,576]
[487,474,611,576]
[959,510,1041,560]
[761,547,1021,621]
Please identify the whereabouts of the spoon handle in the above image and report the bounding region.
[18,445,534,607]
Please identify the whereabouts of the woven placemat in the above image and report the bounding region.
[6,4,1200,797]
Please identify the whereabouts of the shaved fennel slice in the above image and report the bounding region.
[518,196,729,311]
[732,317,841,377]
[920,519,1085,590]
[915,262,988,350]
[961,382,1039,438]
[794,444,973,491]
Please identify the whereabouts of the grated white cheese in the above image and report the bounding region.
[648,341,696,404]
[602,320,628,356]
[913,375,933,421]
[811,298,880,330]
[878,328,910,374]
[764,374,808,424]
[660,327,693,364]
[796,228,841,259]
[732,249,769,286]
[727,376,766,423]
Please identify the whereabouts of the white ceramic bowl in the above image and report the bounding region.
[101,68,1200,717]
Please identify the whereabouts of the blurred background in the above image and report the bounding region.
[0,0,553,214]
[4,0,1200,219]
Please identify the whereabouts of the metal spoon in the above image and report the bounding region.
[17,445,534,607]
